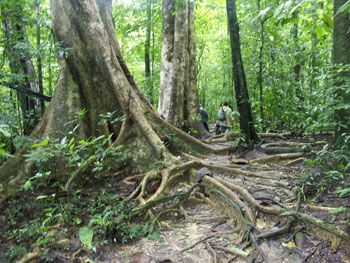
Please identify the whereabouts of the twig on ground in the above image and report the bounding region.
[212,245,250,258]
[181,231,233,252]
[257,220,295,239]
[210,218,227,231]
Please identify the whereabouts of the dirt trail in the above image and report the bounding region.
[98,137,349,263]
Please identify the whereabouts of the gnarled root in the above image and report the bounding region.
[214,178,349,241]
[251,152,311,164]
[263,141,327,148]
[17,248,41,263]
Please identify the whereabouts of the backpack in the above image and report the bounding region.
[218,107,226,121]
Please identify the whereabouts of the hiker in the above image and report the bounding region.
[217,101,233,133]
[199,105,209,132]
[215,120,221,135]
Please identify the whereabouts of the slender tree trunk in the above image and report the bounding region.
[185,2,199,123]
[158,0,200,131]
[48,31,54,96]
[309,0,319,101]
[226,0,259,142]
[36,0,45,115]
[257,0,265,131]
[333,0,350,145]
[145,0,153,105]
[292,11,303,103]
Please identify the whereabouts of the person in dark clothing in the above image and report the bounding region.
[199,105,210,132]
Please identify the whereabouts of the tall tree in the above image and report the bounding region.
[292,9,303,104]
[226,0,259,142]
[256,0,270,131]
[1,1,39,135]
[0,0,218,202]
[144,0,153,105]
[333,0,350,145]
[158,0,199,131]
[35,0,45,115]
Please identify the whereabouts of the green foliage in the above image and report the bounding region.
[23,111,130,191]
[88,193,156,244]
[297,133,350,196]
[2,189,156,261]
[79,227,94,250]
[6,246,27,261]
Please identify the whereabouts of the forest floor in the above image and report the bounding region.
[0,133,349,262]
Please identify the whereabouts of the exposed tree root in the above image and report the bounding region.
[214,177,280,215]
[256,220,295,239]
[287,204,340,213]
[285,157,306,166]
[263,141,327,148]
[121,151,349,245]
[260,146,311,154]
[258,132,291,139]
[203,163,281,180]
[288,212,350,241]
[251,152,311,164]
[17,248,41,263]
[204,175,349,241]
[122,172,148,185]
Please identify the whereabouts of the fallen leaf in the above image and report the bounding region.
[331,237,341,251]
[231,158,249,165]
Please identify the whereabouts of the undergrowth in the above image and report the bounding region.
[0,111,159,261]
[1,185,158,261]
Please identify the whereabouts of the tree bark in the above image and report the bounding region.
[333,0,350,145]
[257,0,266,131]
[36,0,45,115]
[185,2,199,124]
[158,0,200,131]
[145,0,153,105]
[226,0,259,142]
[292,10,303,104]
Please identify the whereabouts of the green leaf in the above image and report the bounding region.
[31,139,49,148]
[335,187,350,197]
[23,180,32,191]
[79,227,94,250]
[279,210,294,216]
[0,125,11,138]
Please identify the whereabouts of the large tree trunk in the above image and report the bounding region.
[333,0,350,146]
[0,0,216,202]
[226,0,259,142]
[1,2,39,135]
[158,0,200,131]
